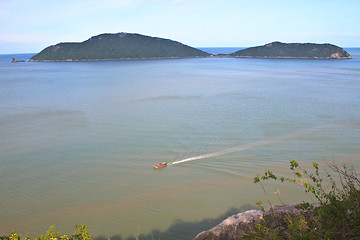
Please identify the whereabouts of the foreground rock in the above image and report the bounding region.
[230,42,351,59]
[30,32,210,61]
[193,204,301,240]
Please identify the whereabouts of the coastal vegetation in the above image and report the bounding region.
[0,225,91,240]
[230,42,352,59]
[244,160,360,239]
[30,33,210,61]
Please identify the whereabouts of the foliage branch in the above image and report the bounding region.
[244,160,360,240]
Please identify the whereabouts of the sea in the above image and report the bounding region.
[1,48,360,240]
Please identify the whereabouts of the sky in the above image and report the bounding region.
[1,0,359,54]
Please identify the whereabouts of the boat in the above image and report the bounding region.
[153,162,167,168]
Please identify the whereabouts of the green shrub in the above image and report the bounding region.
[0,225,92,240]
[244,160,360,239]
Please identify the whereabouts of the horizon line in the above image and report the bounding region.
[2,45,360,56]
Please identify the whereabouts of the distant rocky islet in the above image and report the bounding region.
[28,32,351,61]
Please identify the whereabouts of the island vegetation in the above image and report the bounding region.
[29,33,210,61]
[230,41,352,59]
[29,32,352,61]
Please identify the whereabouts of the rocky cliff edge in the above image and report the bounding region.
[193,204,301,240]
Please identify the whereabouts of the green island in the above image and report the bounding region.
[229,41,352,59]
[29,33,352,62]
[29,33,210,61]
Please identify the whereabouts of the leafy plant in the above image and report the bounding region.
[244,160,360,240]
[1,225,92,240]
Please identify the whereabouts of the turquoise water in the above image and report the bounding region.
[1,49,360,239]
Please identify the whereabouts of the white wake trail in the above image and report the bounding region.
[169,122,351,166]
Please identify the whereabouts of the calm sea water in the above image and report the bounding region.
[1,48,360,239]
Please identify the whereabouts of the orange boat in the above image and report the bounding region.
[153,162,167,168]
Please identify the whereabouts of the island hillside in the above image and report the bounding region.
[30,33,210,61]
[230,41,351,59]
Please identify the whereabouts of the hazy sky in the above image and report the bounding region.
[1,0,359,54]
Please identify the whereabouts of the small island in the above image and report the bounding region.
[29,33,210,61]
[11,58,25,62]
[229,41,351,59]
